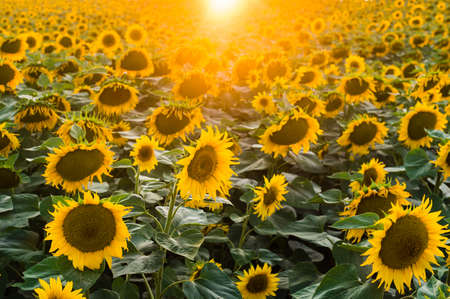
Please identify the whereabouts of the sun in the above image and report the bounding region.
[209,0,239,16]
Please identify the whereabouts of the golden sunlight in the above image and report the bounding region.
[209,0,239,17]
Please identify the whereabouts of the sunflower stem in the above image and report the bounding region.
[134,166,140,195]
[433,172,443,194]
[160,279,190,298]
[238,204,251,248]
[142,273,154,299]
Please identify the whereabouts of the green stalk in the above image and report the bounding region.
[142,273,154,299]
[134,166,140,195]
[238,203,252,248]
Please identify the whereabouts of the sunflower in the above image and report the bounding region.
[76,72,107,87]
[398,102,447,149]
[0,122,19,157]
[294,66,324,88]
[338,76,376,104]
[259,108,322,158]
[264,58,291,86]
[57,117,113,144]
[411,73,445,98]
[401,61,424,79]
[176,127,238,203]
[361,198,448,294]
[246,69,261,89]
[110,121,130,146]
[252,174,288,221]
[34,277,85,299]
[190,259,223,281]
[0,61,22,92]
[20,31,42,52]
[0,165,21,189]
[408,15,424,28]
[43,143,114,193]
[383,65,402,78]
[56,34,75,51]
[173,71,213,102]
[325,64,341,85]
[337,115,388,156]
[130,135,162,173]
[116,48,154,78]
[125,24,147,46]
[233,55,260,84]
[251,92,277,115]
[45,192,130,270]
[0,36,26,61]
[146,104,204,145]
[323,92,345,118]
[288,92,324,116]
[56,59,80,77]
[15,104,59,132]
[42,42,57,54]
[309,51,328,68]
[96,30,121,56]
[349,158,387,192]
[371,82,398,108]
[22,65,52,87]
[170,44,209,72]
[341,181,410,243]
[310,17,326,34]
[236,264,279,299]
[432,142,450,180]
[93,82,139,115]
[409,34,428,48]
[345,55,366,74]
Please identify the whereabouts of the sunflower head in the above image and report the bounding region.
[173,71,213,102]
[116,48,154,78]
[0,60,22,92]
[288,92,324,116]
[345,55,366,74]
[349,158,387,192]
[0,122,19,157]
[57,113,113,145]
[338,76,375,104]
[236,264,279,299]
[190,259,223,281]
[111,121,130,146]
[22,64,52,87]
[294,66,324,88]
[130,135,162,173]
[125,24,147,46]
[252,174,288,221]
[0,36,26,61]
[252,92,277,115]
[0,163,21,190]
[14,103,59,133]
[45,192,131,270]
[93,81,139,115]
[96,30,121,56]
[432,142,450,180]
[34,277,85,299]
[323,92,344,118]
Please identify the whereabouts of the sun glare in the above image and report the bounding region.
[209,0,239,17]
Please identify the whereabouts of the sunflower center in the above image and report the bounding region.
[138,145,153,162]
[407,111,437,140]
[267,61,287,81]
[55,149,105,181]
[344,78,369,95]
[0,64,15,84]
[0,134,11,150]
[28,68,42,79]
[312,54,326,65]
[83,73,104,85]
[296,97,316,114]
[413,36,425,45]
[63,204,116,252]
[130,29,142,41]
[59,36,72,48]
[446,152,450,167]
[356,193,395,217]
[178,74,209,99]
[298,71,315,84]
[20,109,51,123]
[423,78,439,92]
[403,64,417,78]
[1,39,21,54]
[102,35,116,48]
[379,215,428,269]
[362,168,378,187]
[246,274,269,294]
[350,61,360,69]
[57,61,79,75]
[44,45,56,54]
[325,94,342,112]
[0,168,20,189]
[120,50,149,71]
[348,121,378,146]
[440,84,449,98]
[269,118,309,145]
[26,37,36,48]
[263,186,278,205]
[155,112,190,135]
[187,145,217,182]
[98,85,132,106]
[259,97,269,107]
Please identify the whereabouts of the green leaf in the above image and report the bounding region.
[90,289,120,299]
[37,73,50,89]
[230,248,256,266]
[404,148,435,180]
[345,280,384,299]
[112,159,133,168]
[328,172,363,181]
[40,137,64,150]
[309,189,343,204]
[69,124,85,142]
[331,213,379,230]
[285,177,320,209]
[287,152,327,174]
[155,229,204,260]
[416,276,450,299]
[112,277,140,299]
[312,264,360,299]
[111,250,164,278]
[0,194,40,230]
[427,129,450,141]
[0,195,12,213]
[15,256,104,291]
[0,229,44,264]
[182,263,242,299]
[156,206,211,227]
[286,262,320,293]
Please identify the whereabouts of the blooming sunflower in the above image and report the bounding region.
[349,158,387,192]
[45,192,130,270]
[145,104,204,145]
[294,66,324,88]
[398,102,447,149]
[341,181,410,243]
[322,92,345,118]
[176,127,238,203]
[22,65,52,87]
[14,104,59,132]
[309,51,328,68]
[288,92,324,116]
[264,58,291,86]
[110,121,130,146]
[338,76,376,104]
[236,264,279,299]
[0,122,19,157]
[93,82,139,115]
[56,34,75,52]
[337,115,388,156]
[130,135,162,173]
[57,117,113,145]
[96,30,121,56]
[233,55,259,84]
[125,24,147,46]
[361,198,448,294]
[411,73,445,99]
[310,17,326,34]
[116,48,154,78]
[345,55,366,74]
[259,108,322,158]
[401,61,424,79]
[43,143,114,193]
[252,174,288,221]
[20,31,42,52]
[190,259,223,281]
[34,277,85,299]
[409,34,429,48]
[251,92,277,115]
[173,71,213,102]
[0,165,21,190]
[0,61,22,92]
[371,83,398,108]
[432,142,450,180]
[0,37,26,61]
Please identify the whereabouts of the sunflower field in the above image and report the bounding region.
[0,0,449,298]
